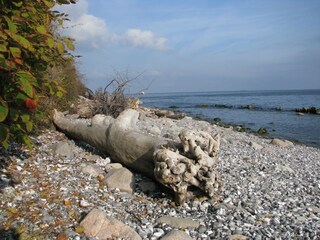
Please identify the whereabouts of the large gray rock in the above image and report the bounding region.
[80,208,141,240]
[104,167,135,194]
[50,141,74,158]
[160,230,192,240]
[157,216,200,228]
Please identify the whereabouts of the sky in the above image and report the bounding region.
[57,0,320,93]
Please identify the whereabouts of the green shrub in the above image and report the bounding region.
[34,61,86,130]
[0,0,76,149]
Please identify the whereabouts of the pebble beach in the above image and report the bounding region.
[1,107,319,239]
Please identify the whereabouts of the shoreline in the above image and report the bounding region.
[140,89,320,149]
[1,107,320,239]
[153,106,320,149]
[139,107,317,151]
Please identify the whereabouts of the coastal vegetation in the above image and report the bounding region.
[0,0,82,149]
[35,62,86,129]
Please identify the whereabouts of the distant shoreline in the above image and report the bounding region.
[142,105,320,149]
[140,90,320,149]
[141,88,320,95]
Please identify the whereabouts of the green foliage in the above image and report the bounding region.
[34,61,86,130]
[0,0,76,149]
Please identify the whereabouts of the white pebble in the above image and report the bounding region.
[80,200,90,207]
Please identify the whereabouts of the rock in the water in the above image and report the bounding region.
[82,164,105,177]
[155,110,186,119]
[51,141,74,158]
[271,138,293,147]
[80,208,141,240]
[157,216,200,228]
[160,230,192,240]
[104,167,135,194]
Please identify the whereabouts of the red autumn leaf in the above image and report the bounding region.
[24,98,38,110]
[57,232,68,240]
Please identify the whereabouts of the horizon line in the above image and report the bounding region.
[135,88,320,95]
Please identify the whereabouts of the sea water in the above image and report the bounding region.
[140,89,320,147]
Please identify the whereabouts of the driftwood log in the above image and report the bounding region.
[52,109,222,204]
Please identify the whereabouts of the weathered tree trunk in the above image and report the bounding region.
[52,109,222,204]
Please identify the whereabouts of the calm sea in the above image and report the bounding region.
[140,89,320,148]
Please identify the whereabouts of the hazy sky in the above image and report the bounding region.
[58,0,320,93]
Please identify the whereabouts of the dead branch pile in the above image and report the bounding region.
[82,69,148,118]
[92,79,131,118]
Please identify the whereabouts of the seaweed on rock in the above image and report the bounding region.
[295,107,320,115]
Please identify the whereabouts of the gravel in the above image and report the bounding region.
[0,108,319,239]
